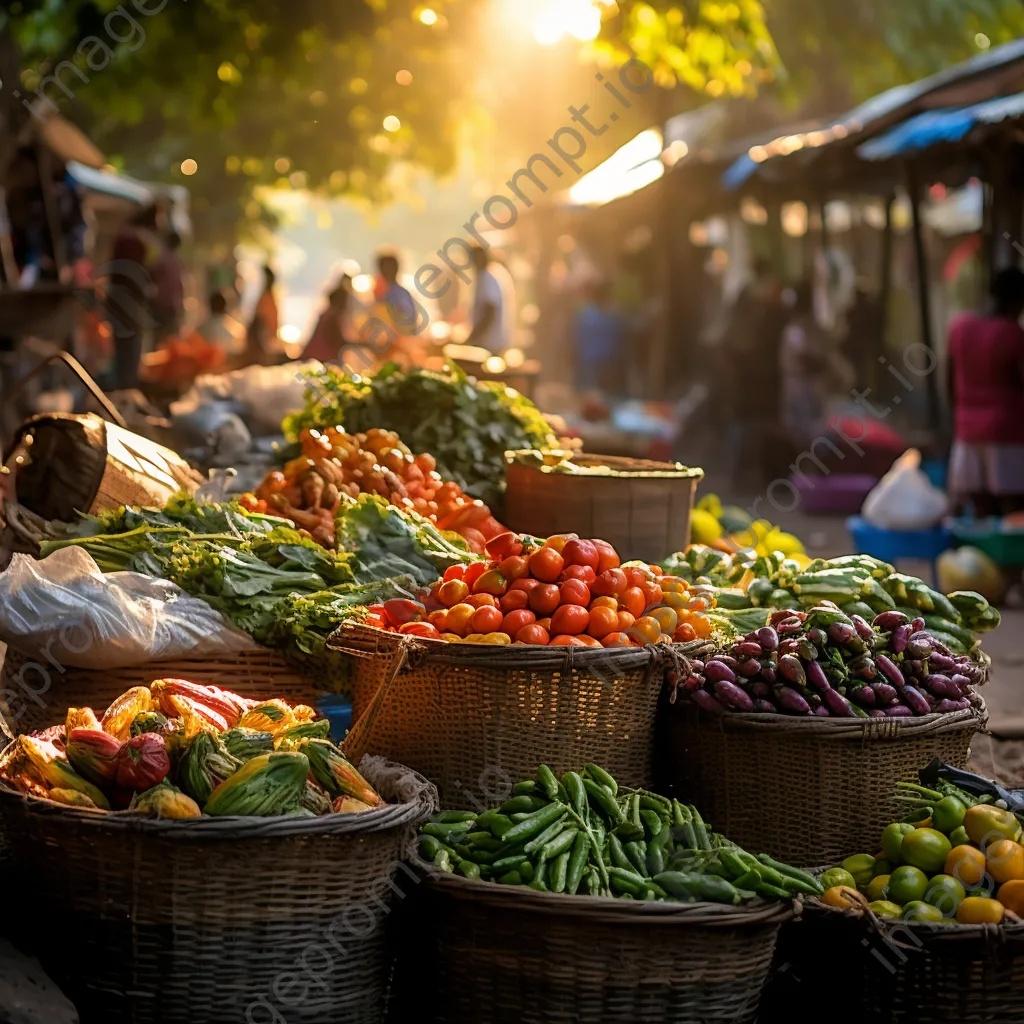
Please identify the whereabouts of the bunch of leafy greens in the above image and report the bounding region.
[284,363,556,509]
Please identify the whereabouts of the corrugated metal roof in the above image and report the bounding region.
[858,91,1024,161]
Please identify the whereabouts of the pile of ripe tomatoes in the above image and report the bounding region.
[364,533,716,647]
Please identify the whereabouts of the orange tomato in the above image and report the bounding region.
[617,611,636,632]
[511,577,541,597]
[587,606,619,640]
[444,604,476,635]
[987,840,1024,884]
[947,845,987,888]
[648,564,664,577]
[622,566,650,589]
[535,617,552,633]
[471,606,504,634]
[641,582,664,609]
[620,587,646,619]
[500,590,530,613]
[591,539,620,572]
[957,898,1005,925]
[559,579,591,607]
[998,880,1024,917]
[442,565,466,582]
[466,593,498,609]
[550,635,585,646]
[659,576,688,594]
[650,607,679,634]
[562,539,600,570]
[399,622,441,639]
[529,547,565,583]
[690,616,713,640]
[463,562,488,588]
[576,635,603,648]
[602,631,633,648]
[438,579,470,607]
[516,624,550,645]
[561,564,597,585]
[529,584,561,617]
[544,534,579,553]
[591,596,619,611]
[591,568,627,597]
[688,597,709,612]
[551,604,590,636]
[629,616,663,645]
[428,609,449,628]
[501,609,536,638]
[674,623,698,643]
[497,555,530,582]
[664,592,690,612]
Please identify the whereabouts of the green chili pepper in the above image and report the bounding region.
[475,811,515,838]
[519,860,535,883]
[640,810,664,839]
[536,764,560,801]
[500,795,548,815]
[541,827,579,862]
[639,792,672,814]
[456,859,481,879]
[754,881,792,900]
[496,869,523,885]
[524,815,569,854]
[609,867,648,898]
[550,850,570,893]
[419,835,442,860]
[625,841,648,876]
[718,849,751,881]
[627,792,642,831]
[502,801,567,844]
[694,875,746,904]
[756,855,825,895]
[647,844,666,878]
[433,811,478,824]
[492,854,529,872]
[734,870,761,890]
[688,806,711,851]
[645,881,669,900]
[585,866,600,896]
[562,771,588,817]
[653,871,701,900]
[533,858,548,887]
[583,778,626,824]
[672,801,698,849]
[465,831,498,845]
[528,880,549,892]
[433,847,454,872]
[565,832,589,895]
[584,763,618,796]
[512,780,539,797]
[423,821,473,841]
[609,834,633,871]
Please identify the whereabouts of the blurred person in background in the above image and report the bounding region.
[246,264,280,365]
[303,282,351,364]
[780,278,829,446]
[948,267,1024,517]
[467,246,514,354]
[573,279,623,393]
[152,230,185,343]
[195,289,247,363]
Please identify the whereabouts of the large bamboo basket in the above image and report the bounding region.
[504,452,704,563]
[335,622,711,808]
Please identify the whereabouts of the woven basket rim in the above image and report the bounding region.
[677,698,988,739]
[329,619,713,669]
[416,858,794,927]
[506,450,706,480]
[0,750,435,841]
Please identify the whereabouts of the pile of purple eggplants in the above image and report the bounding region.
[677,604,986,718]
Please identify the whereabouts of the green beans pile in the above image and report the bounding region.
[418,764,823,904]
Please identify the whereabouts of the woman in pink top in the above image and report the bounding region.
[947,267,1024,516]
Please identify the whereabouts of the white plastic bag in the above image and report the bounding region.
[0,547,258,669]
[862,449,948,531]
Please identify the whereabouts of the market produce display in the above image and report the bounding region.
[688,493,806,559]
[285,363,557,509]
[674,603,987,717]
[245,426,506,552]
[420,762,819,903]
[0,680,383,816]
[820,774,1024,925]
[361,531,716,647]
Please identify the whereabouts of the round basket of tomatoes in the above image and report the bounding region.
[331,532,714,808]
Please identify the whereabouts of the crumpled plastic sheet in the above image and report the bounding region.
[0,547,258,669]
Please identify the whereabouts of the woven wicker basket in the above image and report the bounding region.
[336,622,711,808]
[664,701,988,867]
[389,866,793,1024]
[0,755,436,1024]
[504,452,704,564]
[0,645,335,737]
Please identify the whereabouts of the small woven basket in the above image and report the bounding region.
[504,452,704,564]
[335,622,711,808]
[664,700,988,866]
[389,865,793,1024]
[0,645,337,737]
[0,755,436,1024]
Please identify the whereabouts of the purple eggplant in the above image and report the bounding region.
[779,654,807,686]
[902,686,931,716]
[805,627,828,648]
[756,626,780,652]
[752,699,778,714]
[924,675,961,700]
[850,615,875,642]
[775,686,812,715]
[797,640,819,662]
[743,632,759,644]
[876,654,906,690]
[851,658,878,682]
[738,659,762,678]
[750,681,772,699]
[871,682,899,705]
[813,706,831,718]
[769,609,797,627]
[952,674,972,696]
[851,685,877,707]
[778,639,801,657]
[778,620,805,636]
[935,698,971,713]
[828,623,857,645]
[705,661,738,685]
[884,705,913,718]
[710,655,740,671]
[904,660,925,679]
[873,611,909,631]
[732,642,764,659]
[911,617,926,634]
[928,653,957,672]
[870,709,888,718]
[906,639,933,661]
[690,660,705,675]
[805,661,832,694]
[891,623,913,656]
[714,679,755,712]
[760,666,777,685]
[691,689,725,714]
[822,688,855,717]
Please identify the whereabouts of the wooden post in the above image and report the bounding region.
[37,144,68,277]
[906,162,940,433]
[876,193,895,394]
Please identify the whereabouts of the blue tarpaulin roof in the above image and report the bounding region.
[858,91,1024,161]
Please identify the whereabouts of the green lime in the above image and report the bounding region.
[924,875,965,918]
[841,854,877,887]
[865,875,890,902]
[820,868,857,891]
[901,829,952,875]
[882,822,915,863]
[949,827,971,848]
[868,900,903,920]
[887,865,929,905]
[903,901,945,923]
[932,796,968,835]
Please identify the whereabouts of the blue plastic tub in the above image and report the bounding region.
[316,695,353,743]
[847,517,954,565]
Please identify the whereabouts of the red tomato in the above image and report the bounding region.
[438,579,470,608]
[648,563,664,577]
[528,547,564,583]
[623,566,652,589]
[674,622,698,643]
[544,534,579,553]
[575,635,603,649]
[559,579,591,608]
[463,562,489,588]
[442,565,466,583]
[592,539,621,573]
[486,532,524,560]
[511,577,541,596]
[502,609,536,637]
[561,564,597,585]
[620,587,646,619]
[399,622,441,639]
[516,624,551,645]
[499,590,530,613]
[550,635,585,647]
[473,569,509,597]
[602,632,633,649]
[471,605,504,634]
[529,584,561,617]
[641,583,664,610]
[461,528,487,553]
[535,617,552,633]
[497,555,530,582]
[591,568,627,597]
[466,594,498,609]
[587,606,619,640]
[561,539,599,570]
[551,604,590,636]
[383,599,426,625]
